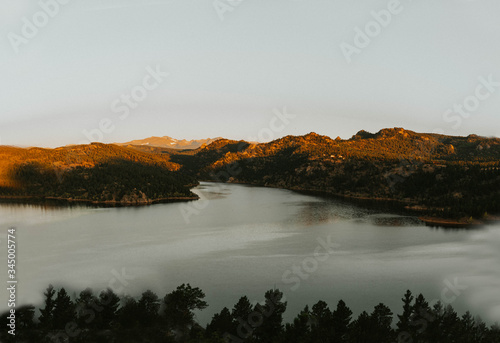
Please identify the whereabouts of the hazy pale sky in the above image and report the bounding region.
[1,0,499,147]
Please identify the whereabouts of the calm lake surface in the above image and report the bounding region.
[1,182,499,324]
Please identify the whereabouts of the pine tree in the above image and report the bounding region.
[370,303,394,342]
[163,283,208,335]
[39,284,56,330]
[396,290,414,337]
[75,288,100,329]
[253,288,287,343]
[311,300,333,341]
[441,304,460,342]
[206,307,235,339]
[410,293,433,342]
[118,295,138,328]
[52,287,76,330]
[284,306,311,343]
[137,290,161,327]
[349,311,372,343]
[231,296,253,326]
[97,288,120,330]
[332,299,352,340]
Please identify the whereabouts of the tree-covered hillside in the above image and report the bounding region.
[1,128,499,217]
[171,128,500,221]
[0,144,197,205]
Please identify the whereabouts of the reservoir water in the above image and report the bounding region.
[0,182,499,324]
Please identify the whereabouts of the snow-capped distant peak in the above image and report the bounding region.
[116,136,223,149]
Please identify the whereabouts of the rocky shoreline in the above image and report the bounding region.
[0,194,199,207]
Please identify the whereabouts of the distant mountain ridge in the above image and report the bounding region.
[116,136,223,150]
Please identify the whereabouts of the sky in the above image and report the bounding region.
[0,0,499,147]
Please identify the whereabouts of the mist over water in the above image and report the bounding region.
[0,182,498,324]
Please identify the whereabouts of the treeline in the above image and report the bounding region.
[395,163,500,218]
[2,285,499,343]
[1,159,197,204]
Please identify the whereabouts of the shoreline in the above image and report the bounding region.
[1,181,498,228]
[417,216,478,228]
[0,194,199,207]
[220,180,498,228]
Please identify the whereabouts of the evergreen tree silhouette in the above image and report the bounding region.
[39,284,56,331]
[52,287,76,330]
